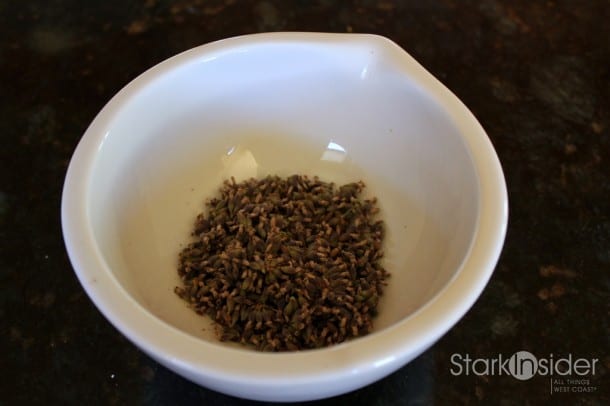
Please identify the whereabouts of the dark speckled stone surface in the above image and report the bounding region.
[1,1,608,404]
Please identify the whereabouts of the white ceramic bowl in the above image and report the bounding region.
[61,32,507,402]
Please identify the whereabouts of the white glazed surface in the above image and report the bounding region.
[62,32,508,402]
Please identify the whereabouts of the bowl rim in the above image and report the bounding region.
[61,32,508,398]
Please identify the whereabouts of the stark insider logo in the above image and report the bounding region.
[450,351,599,380]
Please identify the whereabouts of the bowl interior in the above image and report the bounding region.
[87,38,479,346]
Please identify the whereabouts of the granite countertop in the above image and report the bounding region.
[1,0,608,404]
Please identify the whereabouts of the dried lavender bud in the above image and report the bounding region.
[175,175,389,351]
